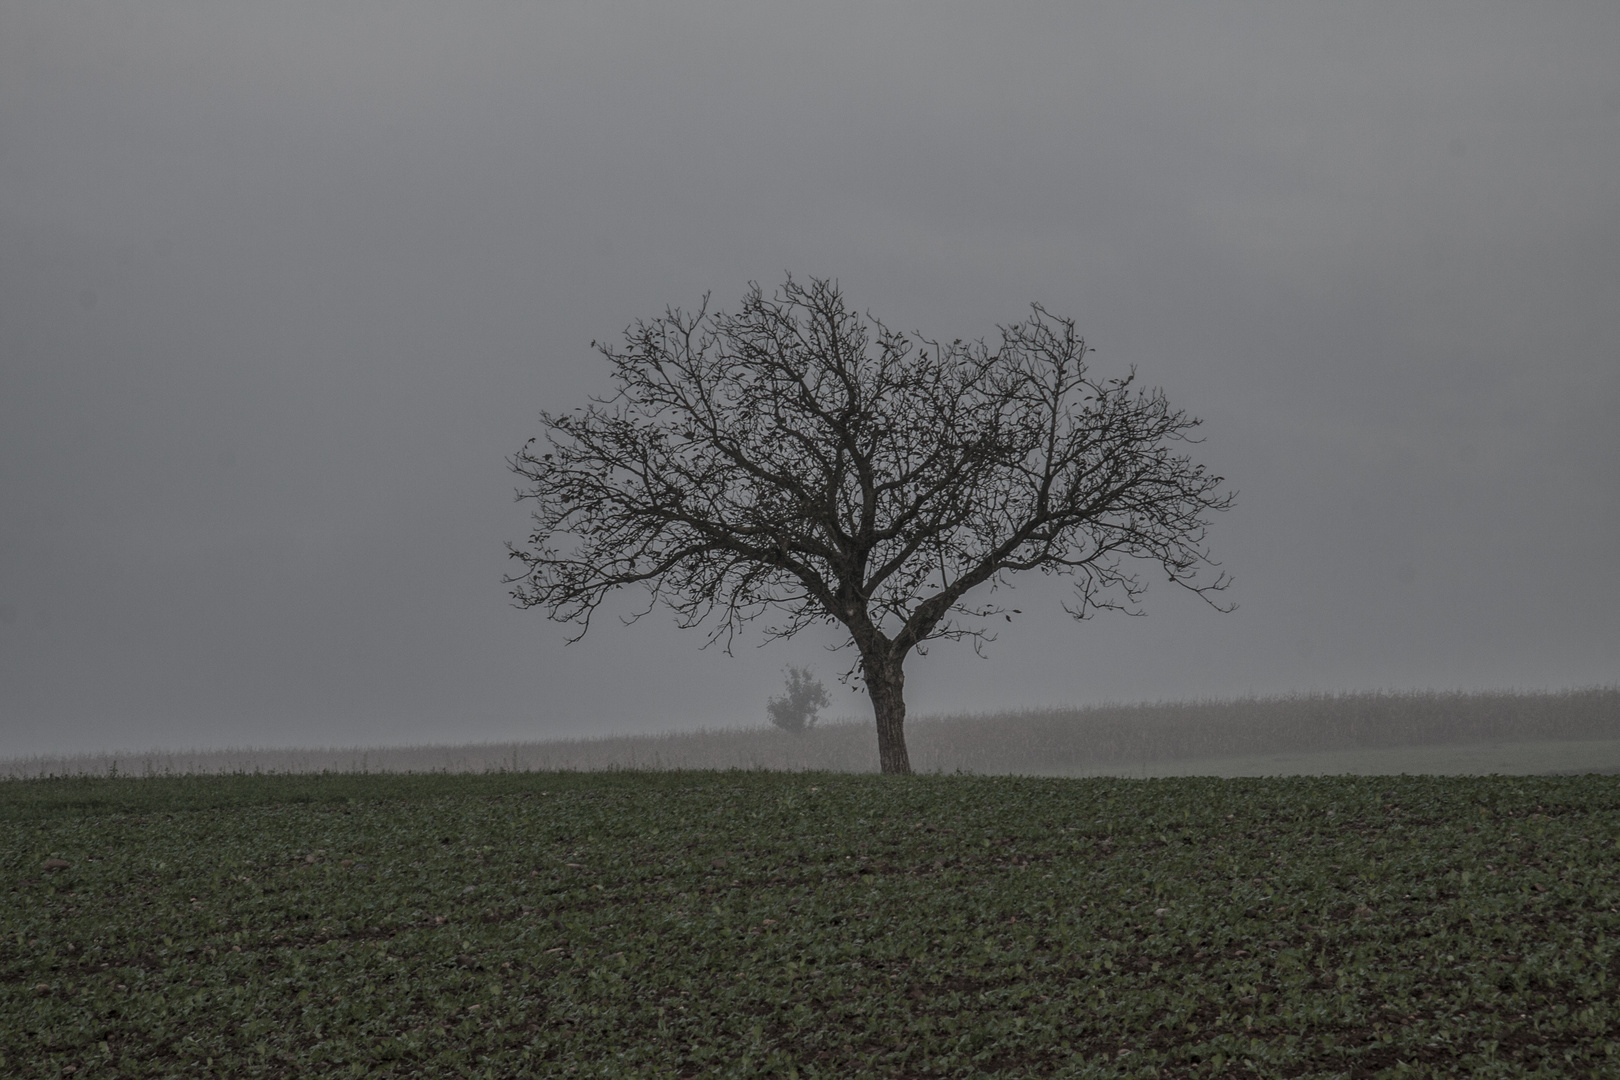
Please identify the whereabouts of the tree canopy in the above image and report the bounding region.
[508,276,1233,772]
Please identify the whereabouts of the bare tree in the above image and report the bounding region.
[507,276,1233,774]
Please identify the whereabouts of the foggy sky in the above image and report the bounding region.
[2,2,1617,757]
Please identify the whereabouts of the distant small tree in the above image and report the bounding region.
[767,666,831,734]
[507,276,1233,774]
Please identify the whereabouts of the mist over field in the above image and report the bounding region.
[2,4,1617,759]
[6,689,1616,781]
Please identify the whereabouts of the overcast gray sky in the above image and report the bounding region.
[2,2,1617,757]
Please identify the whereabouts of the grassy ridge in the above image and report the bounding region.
[6,770,1620,1077]
[1054,738,1620,780]
[0,770,605,824]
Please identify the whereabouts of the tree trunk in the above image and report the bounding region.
[863,652,912,775]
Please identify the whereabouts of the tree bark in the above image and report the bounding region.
[863,652,912,775]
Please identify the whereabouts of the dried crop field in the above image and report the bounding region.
[4,769,1620,1077]
[4,687,1616,780]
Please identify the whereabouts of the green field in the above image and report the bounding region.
[5,770,1620,1078]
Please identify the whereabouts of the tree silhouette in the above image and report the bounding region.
[767,666,831,734]
[507,276,1233,773]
